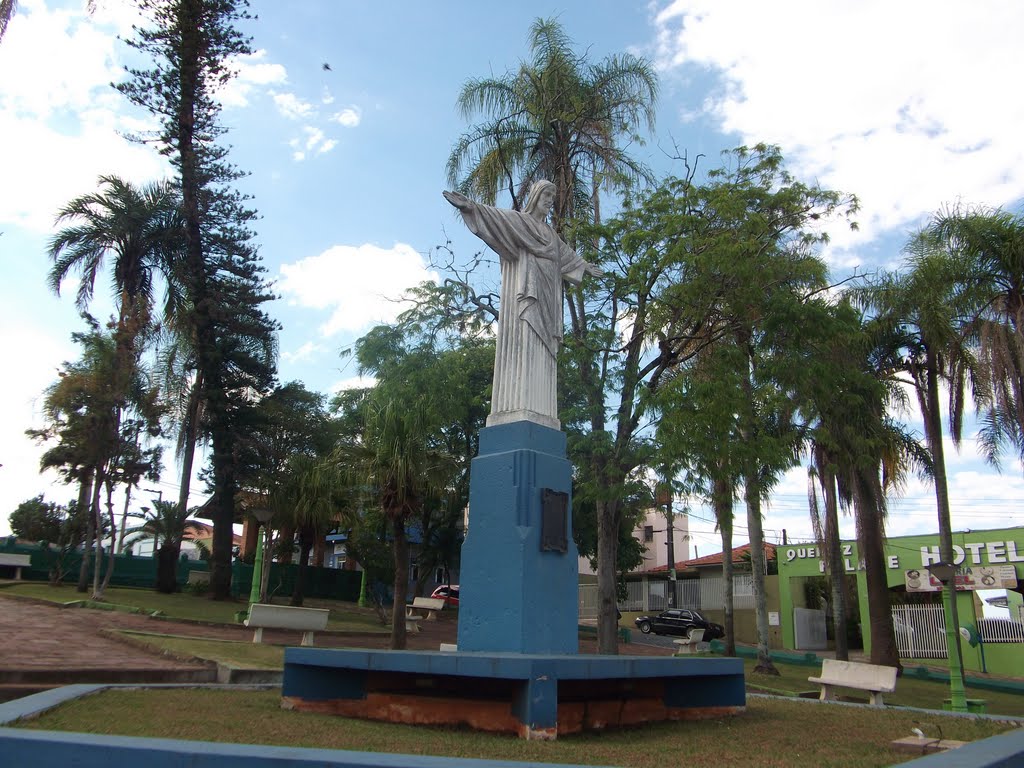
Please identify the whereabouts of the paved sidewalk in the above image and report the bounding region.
[0,594,668,684]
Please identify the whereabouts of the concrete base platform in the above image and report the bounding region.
[282,648,746,739]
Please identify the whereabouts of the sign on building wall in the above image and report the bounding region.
[778,528,1024,584]
[905,564,1018,592]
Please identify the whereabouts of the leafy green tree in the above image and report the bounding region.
[9,495,66,543]
[46,175,182,568]
[447,17,657,235]
[28,320,163,598]
[633,145,855,667]
[351,295,493,599]
[117,0,279,599]
[124,499,196,593]
[333,396,455,649]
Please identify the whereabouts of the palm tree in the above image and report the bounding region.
[49,175,184,334]
[335,396,454,650]
[858,244,978,686]
[926,206,1024,465]
[447,17,657,235]
[124,499,197,593]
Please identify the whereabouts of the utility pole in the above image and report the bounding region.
[658,484,677,609]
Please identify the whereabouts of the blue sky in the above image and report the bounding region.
[2,0,1024,555]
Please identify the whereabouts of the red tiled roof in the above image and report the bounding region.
[647,542,776,573]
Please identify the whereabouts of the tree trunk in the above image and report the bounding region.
[596,497,621,654]
[76,470,96,593]
[390,517,409,650]
[822,465,849,660]
[90,475,105,599]
[176,372,202,523]
[313,535,326,568]
[922,351,965,669]
[745,474,778,675]
[116,485,131,554]
[157,543,180,593]
[277,525,295,564]
[714,473,736,657]
[291,525,314,607]
[858,471,901,670]
[98,480,119,598]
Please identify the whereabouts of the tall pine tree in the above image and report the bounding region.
[117,0,278,599]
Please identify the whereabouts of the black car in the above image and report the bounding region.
[634,609,724,640]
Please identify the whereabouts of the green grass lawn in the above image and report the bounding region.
[17,687,1018,768]
[741,658,1024,717]
[0,582,385,632]
[115,630,285,668]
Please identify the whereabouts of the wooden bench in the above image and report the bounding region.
[244,603,329,647]
[808,659,897,707]
[405,596,446,621]
[0,553,31,580]
[673,628,705,655]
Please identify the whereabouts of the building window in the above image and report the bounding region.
[734,573,753,596]
[435,568,445,584]
[410,558,419,581]
[643,525,654,543]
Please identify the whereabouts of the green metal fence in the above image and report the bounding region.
[0,538,361,602]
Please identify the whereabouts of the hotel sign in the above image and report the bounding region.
[904,564,1018,592]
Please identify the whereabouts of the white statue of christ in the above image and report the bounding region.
[443,180,602,430]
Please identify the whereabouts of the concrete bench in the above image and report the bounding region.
[673,628,705,655]
[405,615,421,633]
[186,571,210,585]
[244,603,329,647]
[808,658,897,707]
[405,596,446,621]
[0,553,31,580]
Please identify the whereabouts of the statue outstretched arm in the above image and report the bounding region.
[443,190,473,212]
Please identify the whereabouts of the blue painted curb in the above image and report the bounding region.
[0,727,618,767]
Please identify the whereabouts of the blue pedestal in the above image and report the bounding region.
[457,421,579,654]
[282,648,747,739]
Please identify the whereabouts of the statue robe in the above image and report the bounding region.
[457,201,588,430]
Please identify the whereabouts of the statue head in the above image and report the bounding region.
[524,180,556,218]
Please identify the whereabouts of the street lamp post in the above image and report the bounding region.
[249,508,274,606]
[926,561,968,712]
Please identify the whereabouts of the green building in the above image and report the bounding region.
[778,526,1023,678]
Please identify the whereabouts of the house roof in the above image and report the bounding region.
[184,521,242,547]
[646,542,777,574]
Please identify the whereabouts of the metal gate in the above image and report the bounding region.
[892,604,947,659]
[793,607,827,650]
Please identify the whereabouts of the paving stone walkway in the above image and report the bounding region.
[0,593,666,684]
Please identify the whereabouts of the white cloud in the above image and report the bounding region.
[272,91,314,120]
[329,375,378,393]
[277,243,438,337]
[281,341,321,364]
[654,1,1024,260]
[219,49,288,108]
[0,1,168,233]
[0,319,78,533]
[289,125,336,161]
[332,107,361,128]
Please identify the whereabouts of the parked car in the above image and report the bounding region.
[634,609,724,640]
[430,584,460,606]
